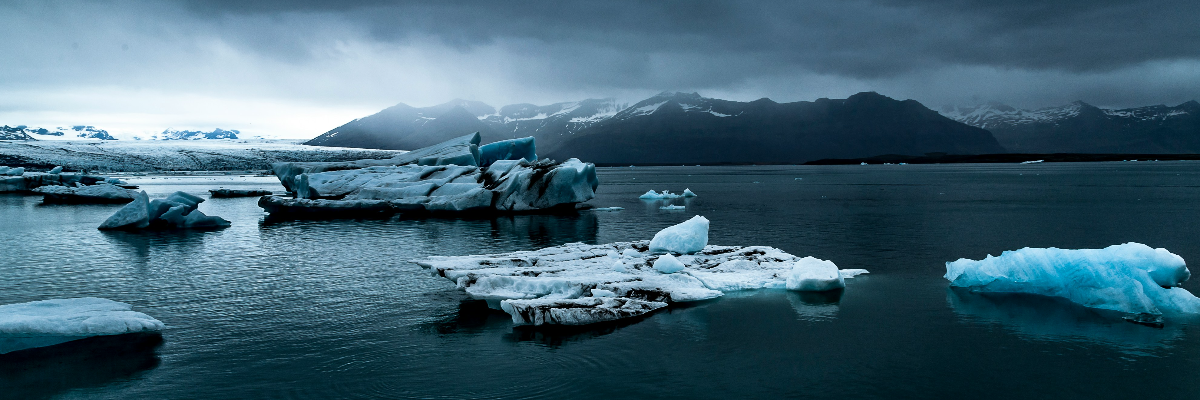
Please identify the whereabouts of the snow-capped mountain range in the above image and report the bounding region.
[309,91,1004,164]
[0,126,244,141]
[1,125,117,140]
[940,100,1200,153]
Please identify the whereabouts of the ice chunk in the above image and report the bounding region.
[49,166,63,174]
[649,215,709,254]
[839,269,870,278]
[6,167,25,176]
[786,257,845,291]
[654,254,686,273]
[639,190,682,199]
[98,191,151,230]
[414,240,866,326]
[682,188,697,197]
[478,136,537,167]
[99,191,230,230]
[34,184,137,204]
[209,188,272,198]
[270,132,482,192]
[586,206,624,211]
[659,205,686,210]
[499,297,667,326]
[0,298,163,354]
[945,243,1200,315]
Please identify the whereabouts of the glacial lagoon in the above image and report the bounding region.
[3,163,1200,399]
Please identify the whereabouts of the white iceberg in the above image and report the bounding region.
[0,298,163,354]
[639,190,683,199]
[682,188,698,197]
[414,240,865,326]
[5,167,25,176]
[659,205,685,210]
[786,257,845,291]
[653,254,686,273]
[649,215,709,254]
[945,243,1200,315]
[586,206,624,211]
[49,166,63,174]
[99,191,231,230]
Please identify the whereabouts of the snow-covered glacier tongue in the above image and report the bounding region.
[945,243,1200,316]
[0,298,163,354]
[259,133,599,216]
[413,217,867,327]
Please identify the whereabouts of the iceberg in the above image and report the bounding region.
[34,184,138,204]
[49,166,63,174]
[99,191,231,230]
[5,167,24,176]
[649,215,709,254]
[270,132,483,193]
[0,298,163,354]
[945,243,1200,315]
[682,188,697,197]
[208,188,273,198]
[639,190,683,199]
[653,254,686,273]
[586,206,624,211]
[478,136,536,167]
[260,135,599,216]
[659,205,686,210]
[0,171,113,193]
[413,239,866,326]
[786,257,844,291]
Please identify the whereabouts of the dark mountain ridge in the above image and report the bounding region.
[307,91,1005,164]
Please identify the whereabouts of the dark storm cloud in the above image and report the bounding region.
[176,0,1200,78]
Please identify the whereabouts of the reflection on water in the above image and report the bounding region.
[787,289,843,321]
[947,288,1184,353]
[0,333,163,400]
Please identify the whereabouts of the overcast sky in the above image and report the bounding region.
[3,0,1199,138]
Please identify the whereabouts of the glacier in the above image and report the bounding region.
[945,243,1200,315]
[260,133,599,216]
[413,217,865,326]
[99,191,231,230]
[0,298,163,354]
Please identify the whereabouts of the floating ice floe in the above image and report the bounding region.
[0,297,163,354]
[945,243,1200,315]
[414,217,866,327]
[33,183,138,204]
[99,191,231,230]
[639,189,696,199]
[1020,160,1045,164]
[586,206,624,211]
[260,134,598,216]
[659,205,686,210]
[209,188,273,198]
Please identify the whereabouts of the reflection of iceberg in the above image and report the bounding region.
[0,332,162,399]
[786,290,842,321]
[945,243,1200,315]
[947,288,1183,352]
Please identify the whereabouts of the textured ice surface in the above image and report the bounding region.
[414,240,865,326]
[945,243,1200,315]
[649,216,709,254]
[478,136,536,167]
[654,254,686,273]
[100,191,231,230]
[639,190,683,199]
[0,298,163,354]
[500,297,666,326]
[682,188,697,197]
[34,183,137,203]
[786,257,845,291]
[264,135,597,215]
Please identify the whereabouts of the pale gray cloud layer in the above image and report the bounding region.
[2,0,1197,137]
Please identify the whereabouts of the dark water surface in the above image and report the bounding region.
[2,164,1200,399]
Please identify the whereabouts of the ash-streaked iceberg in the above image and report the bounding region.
[945,243,1200,315]
[414,217,865,326]
[0,298,163,354]
[99,191,231,230]
[260,134,598,216]
[209,188,273,198]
